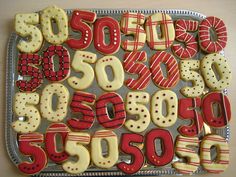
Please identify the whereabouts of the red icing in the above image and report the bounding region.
[94,16,121,55]
[145,128,174,166]
[178,98,204,136]
[96,92,126,129]
[202,92,231,128]
[67,91,96,130]
[117,133,144,174]
[67,10,96,50]
[42,45,70,82]
[123,51,151,90]
[16,53,43,92]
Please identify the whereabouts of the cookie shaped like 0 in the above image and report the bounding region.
[41,6,68,44]
[95,56,124,91]
[94,16,121,55]
[201,53,232,91]
[40,83,69,122]
[12,92,41,133]
[91,130,119,168]
[199,16,227,53]
[201,135,229,173]
[145,13,175,50]
[150,51,180,89]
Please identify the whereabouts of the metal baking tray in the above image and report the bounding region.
[5,9,230,177]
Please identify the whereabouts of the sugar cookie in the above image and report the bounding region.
[94,16,121,55]
[62,132,90,174]
[91,130,118,168]
[68,51,97,90]
[199,16,227,53]
[125,92,150,133]
[95,56,124,91]
[123,51,151,90]
[18,133,47,175]
[172,19,198,59]
[173,136,200,174]
[202,92,231,128]
[67,10,96,50]
[145,13,175,50]
[40,83,69,122]
[150,51,180,89]
[12,92,41,133]
[201,135,229,173]
[68,91,96,130]
[15,13,43,53]
[42,45,70,82]
[151,90,178,128]
[201,53,232,91]
[121,12,146,51]
[41,6,68,44]
[96,92,126,129]
[180,60,205,97]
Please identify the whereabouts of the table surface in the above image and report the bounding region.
[0,0,235,176]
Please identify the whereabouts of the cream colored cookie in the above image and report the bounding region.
[12,92,41,133]
[125,92,150,133]
[15,13,43,53]
[41,6,68,44]
[95,56,124,91]
[40,83,69,122]
[68,51,97,90]
[201,53,232,91]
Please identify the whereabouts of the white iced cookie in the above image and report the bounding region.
[40,83,69,122]
[151,90,178,127]
[41,6,68,44]
[62,132,90,174]
[12,92,41,133]
[91,130,119,169]
[68,51,97,90]
[125,92,150,133]
[95,56,124,91]
[15,13,43,53]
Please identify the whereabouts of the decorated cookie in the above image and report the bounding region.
[40,83,69,122]
[94,16,121,55]
[15,13,43,53]
[95,56,124,91]
[117,133,144,175]
[12,92,41,133]
[145,13,175,50]
[18,133,47,175]
[151,90,178,128]
[202,92,231,128]
[62,132,91,174]
[123,51,151,90]
[172,19,199,59]
[121,12,146,51]
[199,16,227,53]
[41,6,68,44]
[67,91,96,130]
[96,92,126,129]
[45,123,70,163]
[68,51,97,90]
[180,60,205,97]
[150,51,180,89]
[201,135,229,173]
[201,53,231,91]
[42,45,70,82]
[67,10,96,50]
[178,98,204,136]
[125,92,150,133]
[91,130,118,168]
[173,136,200,174]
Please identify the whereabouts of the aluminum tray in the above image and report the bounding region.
[5,9,230,177]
